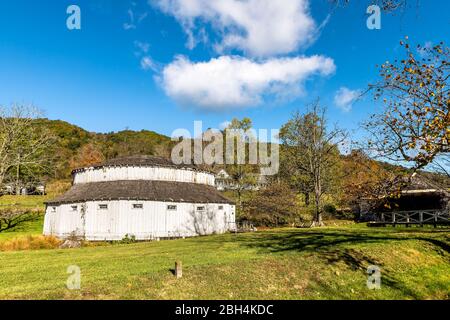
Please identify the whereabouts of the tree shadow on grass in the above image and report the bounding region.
[309,271,423,300]
[415,237,450,255]
[232,229,450,256]
[324,248,379,271]
[226,228,449,299]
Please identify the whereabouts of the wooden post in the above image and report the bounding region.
[175,261,182,279]
[406,213,410,228]
[392,212,396,228]
[419,212,423,227]
[434,212,437,228]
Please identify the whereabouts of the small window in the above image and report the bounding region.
[218,205,224,210]
[196,206,205,211]
[51,207,57,213]
[98,204,108,210]
[133,203,143,209]
[167,205,177,211]
[71,205,78,212]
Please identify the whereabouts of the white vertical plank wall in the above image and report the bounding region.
[44,164,236,240]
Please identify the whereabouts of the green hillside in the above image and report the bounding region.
[33,119,173,179]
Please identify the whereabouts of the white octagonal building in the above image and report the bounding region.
[44,156,236,240]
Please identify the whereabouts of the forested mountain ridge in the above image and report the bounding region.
[25,119,450,191]
[33,119,173,179]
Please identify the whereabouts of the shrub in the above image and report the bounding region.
[241,182,299,227]
[119,234,136,244]
[323,204,337,215]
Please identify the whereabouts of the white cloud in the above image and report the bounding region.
[334,87,361,112]
[123,23,136,30]
[123,9,137,30]
[124,6,148,30]
[152,0,318,57]
[138,12,149,23]
[135,41,150,53]
[141,56,158,71]
[161,55,335,110]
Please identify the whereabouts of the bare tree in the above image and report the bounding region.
[0,104,55,194]
[280,101,347,226]
[428,154,450,178]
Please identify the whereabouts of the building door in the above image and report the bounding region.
[165,204,179,237]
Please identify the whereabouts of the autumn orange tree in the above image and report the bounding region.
[340,150,406,207]
[365,39,449,174]
[69,143,105,171]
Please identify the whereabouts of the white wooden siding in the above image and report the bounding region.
[73,166,215,186]
[44,201,236,241]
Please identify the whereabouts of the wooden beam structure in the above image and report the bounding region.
[368,210,450,228]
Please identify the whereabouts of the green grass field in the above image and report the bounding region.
[0,224,449,300]
[0,195,50,210]
[0,195,46,241]
[0,195,448,300]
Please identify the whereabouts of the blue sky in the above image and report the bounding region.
[0,0,449,139]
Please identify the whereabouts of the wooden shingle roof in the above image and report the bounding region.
[46,180,234,205]
[402,173,449,193]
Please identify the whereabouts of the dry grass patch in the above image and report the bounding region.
[0,235,61,251]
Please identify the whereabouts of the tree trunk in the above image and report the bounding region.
[313,195,323,226]
[15,152,23,196]
[312,178,324,227]
[304,192,310,206]
[15,161,20,196]
[314,210,323,226]
[236,188,242,214]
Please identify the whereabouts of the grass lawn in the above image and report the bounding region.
[0,195,46,241]
[0,218,44,241]
[0,195,50,210]
[0,224,448,300]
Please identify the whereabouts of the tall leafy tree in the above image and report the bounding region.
[280,145,314,206]
[224,118,257,212]
[280,101,347,226]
